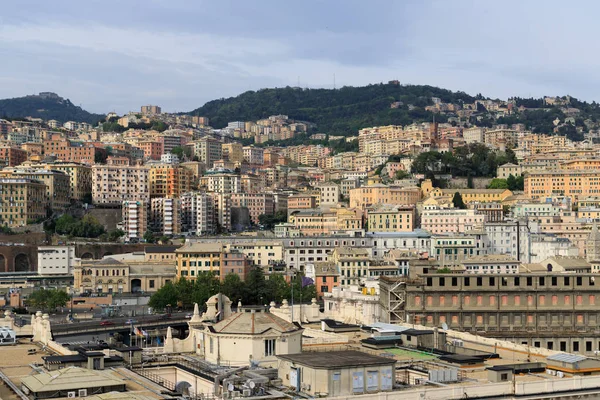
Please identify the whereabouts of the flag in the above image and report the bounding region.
[301,276,314,287]
[142,329,149,337]
[134,327,143,337]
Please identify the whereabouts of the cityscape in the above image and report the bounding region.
[4,2,600,400]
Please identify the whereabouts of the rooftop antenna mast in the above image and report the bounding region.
[333,73,336,90]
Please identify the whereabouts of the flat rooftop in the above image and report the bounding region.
[278,350,396,368]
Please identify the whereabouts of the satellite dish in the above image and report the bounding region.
[442,323,448,331]
[248,381,256,389]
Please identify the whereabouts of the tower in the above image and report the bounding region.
[586,223,600,262]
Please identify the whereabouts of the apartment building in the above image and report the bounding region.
[43,135,97,164]
[431,233,489,267]
[219,250,252,282]
[461,254,521,274]
[0,178,47,227]
[349,184,422,209]
[150,197,180,236]
[462,127,485,144]
[92,157,150,206]
[0,168,70,211]
[243,146,264,165]
[210,192,232,231]
[43,162,92,201]
[201,173,240,194]
[316,182,339,205]
[484,128,521,149]
[421,208,485,234]
[175,242,225,279]
[140,105,161,115]
[222,142,244,163]
[230,193,275,224]
[525,169,600,203]
[149,164,193,198]
[428,187,513,205]
[138,140,162,161]
[0,146,27,167]
[331,247,372,286]
[121,200,148,241]
[367,204,415,232]
[190,136,222,168]
[180,191,216,235]
[225,241,284,268]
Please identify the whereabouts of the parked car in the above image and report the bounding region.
[100,321,114,326]
[125,319,137,324]
[185,313,193,319]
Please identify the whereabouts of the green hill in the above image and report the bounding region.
[188,83,476,135]
[188,83,600,141]
[0,92,104,124]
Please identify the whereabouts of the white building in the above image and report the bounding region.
[462,254,520,274]
[484,220,535,263]
[37,246,76,275]
[180,192,216,235]
[203,174,240,194]
[420,208,485,234]
[122,200,148,241]
[160,153,180,164]
[317,182,340,205]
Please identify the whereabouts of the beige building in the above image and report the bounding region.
[92,158,150,206]
[200,173,240,194]
[47,162,92,201]
[176,242,225,279]
[225,241,284,268]
[349,184,422,209]
[221,142,244,163]
[525,169,600,203]
[367,204,415,232]
[0,178,47,226]
[189,136,222,168]
[74,256,176,294]
[278,351,395,396]
[317,182,340,205]
[0,167,70,211]
[201,307,303,366]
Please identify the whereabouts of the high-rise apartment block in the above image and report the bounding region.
[150,197,180,236]
[121,200,148,241]
[92,157,150,206]
[149,164,193,198]
[180,192,216,235]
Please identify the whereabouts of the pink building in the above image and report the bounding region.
[421,208,485,234]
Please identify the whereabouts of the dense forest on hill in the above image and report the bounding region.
[189,84,600,140]
[189,83,475,135]
[0,93,104,124]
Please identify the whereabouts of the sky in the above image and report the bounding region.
[0,0,598,114]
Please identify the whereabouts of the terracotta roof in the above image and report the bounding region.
[211,310,300,335]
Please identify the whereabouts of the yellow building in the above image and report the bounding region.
[367,204,415,232]
[149,164,194,198]
[176,242,225,279]
[0,167,70,211]
[225,241,284,268]
[349,184,422,209]
[46,162,92,201]
[221,142,244,163]
[0,178,47,226]
[525,169,600,202]
[429,188,513,205]
[331,247,372,286]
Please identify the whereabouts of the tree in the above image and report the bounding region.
[143,230,155,244]
[245,267,268,305]
[221,273,247,304]
[395,170,410,180]
[28,289,70,311]
[107,229,125,242]
[148,281,179,310]
[452,192,467,209]
[54,214,105,238]
[171,146,185,159]
[488,178,509,189]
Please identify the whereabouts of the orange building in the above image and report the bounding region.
[525,169,600,203]
[219,250,252,282]
[149,164,194,198]
[287,194,317,210]
[312,262,340,300]
[43,135,97,164]
[138,140,163,161]
[0,146,27,166]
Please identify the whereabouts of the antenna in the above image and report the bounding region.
[333,73,336,90]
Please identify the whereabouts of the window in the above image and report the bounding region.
[551,276,557,286]
[464,277,470,287]
[476,277,482,287]
[577,277,583,286]
[439,277,445,287]
[514,277,520,286]
[427,277,433,286]
[526,277,533,286]
[500,373,508,381]
[573,342,580,352]
[587,341,593,352]
[149,280,155,289]
[264,339,276,356]
[451,277,458,286]
[210,338,214,353]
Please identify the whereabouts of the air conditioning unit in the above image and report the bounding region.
[242,389,252,397]
[78,389,88,397]
[67,392,76,398]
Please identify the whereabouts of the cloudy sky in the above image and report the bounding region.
[0,1,596,114]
